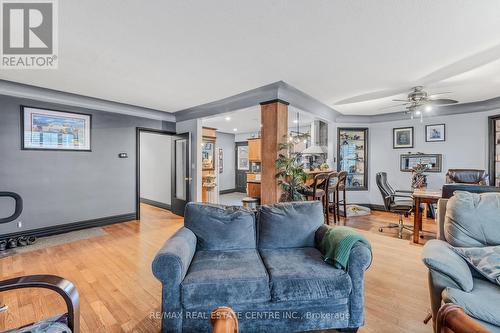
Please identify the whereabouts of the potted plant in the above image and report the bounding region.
[275,134,309,202]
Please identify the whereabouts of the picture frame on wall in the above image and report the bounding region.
[21,106,91,151]
[393,127,414,149]
[425,124,446,142]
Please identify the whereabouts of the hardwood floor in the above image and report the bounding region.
[0,204,434,333]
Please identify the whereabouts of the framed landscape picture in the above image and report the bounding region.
[21,106,91,151]
[425,124,446,142]
[393,127,414,149]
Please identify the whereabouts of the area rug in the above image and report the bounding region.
[0,227,108,258]
[338,204,371,217]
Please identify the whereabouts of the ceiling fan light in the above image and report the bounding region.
[425,105,432,112]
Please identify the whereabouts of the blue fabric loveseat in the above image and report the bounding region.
[152,201,372,333]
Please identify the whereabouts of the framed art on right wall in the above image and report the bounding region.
[425,124,446,142]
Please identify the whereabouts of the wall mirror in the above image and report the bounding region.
[400,153,442,172]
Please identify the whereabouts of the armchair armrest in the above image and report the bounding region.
[394,190,413,197]
[152,227,197,285]
[422,240,473,292]
[0,275,79,333]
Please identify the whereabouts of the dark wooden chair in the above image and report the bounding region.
[436,303,491,333]
[325,171,339,224]
[335,171,348,224]
[302,172,330,222]
[0,275,79,333]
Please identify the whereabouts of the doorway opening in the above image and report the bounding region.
[136,128,176,219]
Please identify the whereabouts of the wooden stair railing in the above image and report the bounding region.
[436,304,491,333]
[211,306,238,333]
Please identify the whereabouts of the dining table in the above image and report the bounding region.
[412,188,442,244]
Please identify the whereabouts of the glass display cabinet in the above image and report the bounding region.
[337,128,368,190]
[489,115,500,187]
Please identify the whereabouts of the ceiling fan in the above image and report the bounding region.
[380,86,458,121]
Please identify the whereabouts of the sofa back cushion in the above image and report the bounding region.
[258,201,324,249]
[445,191,500,247]
[184,203,256,250]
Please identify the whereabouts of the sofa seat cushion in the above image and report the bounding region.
[181,249,270,308]
[442,277,500,327]
[260,247,352,302]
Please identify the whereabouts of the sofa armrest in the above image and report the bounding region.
[347,241,372,327]
[422,240,473,292]
[152,227,197,285]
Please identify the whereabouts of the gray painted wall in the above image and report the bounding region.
[336,109,500,205]
[140,132,172,205]
[0,95,172,234]
[216,132,235,191]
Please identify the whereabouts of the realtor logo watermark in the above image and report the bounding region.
[1,0,58,69]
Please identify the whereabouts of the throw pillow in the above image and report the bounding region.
[452,245,500,286]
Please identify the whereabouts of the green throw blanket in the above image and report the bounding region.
[321,226,371,270]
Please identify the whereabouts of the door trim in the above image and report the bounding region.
[488,115,500,186]
[136,127,176,220]
[170,132,191,216]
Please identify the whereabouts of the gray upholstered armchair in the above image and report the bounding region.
[445,169,489,185]
[422,192,500,332]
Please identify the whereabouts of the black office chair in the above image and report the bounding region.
[376,172,414,238]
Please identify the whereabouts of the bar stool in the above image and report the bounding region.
[335,171,348,224]
[325,171,339,225]
[302,172,330,222]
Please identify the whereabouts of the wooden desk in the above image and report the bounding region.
[412,189,441,244]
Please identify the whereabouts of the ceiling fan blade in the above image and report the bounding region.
[334,87,408,105]
[378,103,409,111]
[429,99,459,105]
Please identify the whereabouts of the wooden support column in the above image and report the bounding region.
[260,99,289,204]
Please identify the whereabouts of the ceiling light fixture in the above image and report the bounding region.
[425,105,432,112]
[225,116,231,121]
[233,128,237,132]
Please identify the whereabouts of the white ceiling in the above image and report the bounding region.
[2,1,500,115]
[202,106,316,134]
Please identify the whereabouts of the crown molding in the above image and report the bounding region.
[0,80,175,122]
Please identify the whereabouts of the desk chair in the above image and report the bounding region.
[376,172,414,238]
